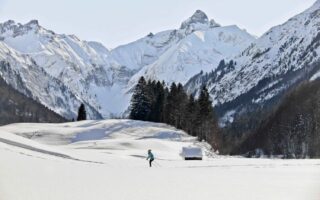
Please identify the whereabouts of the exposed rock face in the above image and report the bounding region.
[180,10,211,29]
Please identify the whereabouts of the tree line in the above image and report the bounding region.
[129,76,221,149]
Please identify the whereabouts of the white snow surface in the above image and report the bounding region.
[0,120,319,200]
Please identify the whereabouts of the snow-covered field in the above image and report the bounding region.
[0,120,319,200]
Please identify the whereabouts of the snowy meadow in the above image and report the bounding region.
[0,120,319,200]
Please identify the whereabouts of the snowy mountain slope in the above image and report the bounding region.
[111,10,255,88]
[129,24,254,86]
[0,120,319,200]
[0,20,134,118]
[0,41,102,119]
[111,30,178,71]
[185,1,320,126]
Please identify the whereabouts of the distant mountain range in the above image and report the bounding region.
[0,10,255,120]
[0,1,320,128]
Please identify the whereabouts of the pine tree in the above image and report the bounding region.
[165,83,178,126]
[149,81,165,122]
[162,86,170,123]
[175,83,188,129]
[198,86,213,118]
[77,103,87,121]
[196,86,214,140]
[147,80,158,122]
[129,77,152,121]
[185,94,198,136]
[194,86,220,148]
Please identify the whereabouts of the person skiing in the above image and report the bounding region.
[146,149,154,167]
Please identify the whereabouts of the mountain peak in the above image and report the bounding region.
[3,20,15,26]
[210,19,220,28]
[26,20,39,26]
[0,20,18,33]
[190,10,208,21]
[180,10,209,29]
[0,19,41,34]
[0,20,16,29]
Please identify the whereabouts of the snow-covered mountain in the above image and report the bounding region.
[0,41,102,119]
[185,1,320,126]
[112,10,255,86]
[0,20,134,118]
[0,10,255,119]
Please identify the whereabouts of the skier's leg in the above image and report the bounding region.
[149,159,152,167]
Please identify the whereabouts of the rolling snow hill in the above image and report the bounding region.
[0,120,319,200]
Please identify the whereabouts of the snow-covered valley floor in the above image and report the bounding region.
[0,119,319,200]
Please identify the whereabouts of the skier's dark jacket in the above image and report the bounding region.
[147,151,154,160]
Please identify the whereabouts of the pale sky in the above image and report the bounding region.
[0,0,317,48]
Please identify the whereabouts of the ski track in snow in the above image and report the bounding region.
[0,137,104,164]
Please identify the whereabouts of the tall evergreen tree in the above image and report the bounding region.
[162,85,170,123]
[195,86,220,148]
[198,86,213,117]
[197,86,214,140]
[129,77,152,121]
[149,81,165,122]
[175,83,188,129]
[147,80,158,122]
[165,82,178,126]
[77,103,87,121]
[185,94,199,136]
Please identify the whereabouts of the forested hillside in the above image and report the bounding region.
[233,80,320,158]
[0,76,66,125]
